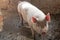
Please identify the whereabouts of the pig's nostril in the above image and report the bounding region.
[42,32,46,35]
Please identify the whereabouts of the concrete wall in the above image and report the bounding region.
[31,0,60,14]
[0,0,60,14]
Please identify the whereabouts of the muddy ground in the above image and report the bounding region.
[0,10,60,40]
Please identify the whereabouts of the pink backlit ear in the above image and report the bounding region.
[31,17,37,23]
[45,13,51,22]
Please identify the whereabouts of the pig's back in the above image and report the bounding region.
[17,1,36,22]
[18,1,46,25]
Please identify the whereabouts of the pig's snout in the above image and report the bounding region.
[41,26,48,35]
[41,31,47,35]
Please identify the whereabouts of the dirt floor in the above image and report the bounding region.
[0,9,60,40]
[0,27,33,40]
[0,10,34,40]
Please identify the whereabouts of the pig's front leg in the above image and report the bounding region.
[31,26,34,37]
[31,25,36,40]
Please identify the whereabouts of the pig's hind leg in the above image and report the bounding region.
[19,13,24,27]
[21,14,24,26]
[31,28,37,40]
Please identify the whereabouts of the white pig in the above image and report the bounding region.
[17,1,51,37]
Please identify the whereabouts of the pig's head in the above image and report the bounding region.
[31,13,51,35]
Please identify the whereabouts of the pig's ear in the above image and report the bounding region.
[45,13,51,22]
[31,17,37,23]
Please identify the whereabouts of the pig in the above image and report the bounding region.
[17,1,51,37]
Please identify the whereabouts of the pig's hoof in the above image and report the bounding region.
[32,36,35,40]
[39,34,41,37]
[31,35,34,38]
[31,34,36,40]
[18,25,23,28]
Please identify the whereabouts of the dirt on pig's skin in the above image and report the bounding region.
[0,10,60,40]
